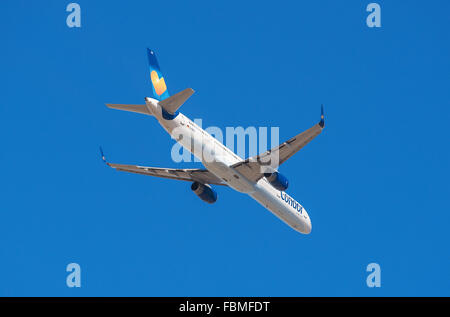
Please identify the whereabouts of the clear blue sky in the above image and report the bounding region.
[1,0,449,296]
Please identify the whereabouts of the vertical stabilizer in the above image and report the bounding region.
[147,49,170,101]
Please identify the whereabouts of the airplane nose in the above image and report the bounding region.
[304,218,312,234]
[302,211,312,234]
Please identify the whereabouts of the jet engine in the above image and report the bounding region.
[191,182,218,204]
[264,172,289,191]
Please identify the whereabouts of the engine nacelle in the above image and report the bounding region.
[191,182,218,204]
[264,172,289,191]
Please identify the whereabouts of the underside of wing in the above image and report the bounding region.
[99,147,226,185]
[231,107,325,183]
[109,163,226,185]
[99,147,226,187]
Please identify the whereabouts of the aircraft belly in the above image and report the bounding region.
[202,160,255,193]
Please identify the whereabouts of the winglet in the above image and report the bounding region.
[99,146,107,164]
[319,104,325,128]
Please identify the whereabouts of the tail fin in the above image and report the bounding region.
[147,49,170,101]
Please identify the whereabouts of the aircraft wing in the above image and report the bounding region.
[231,106,325,183]
[100,148,226,186]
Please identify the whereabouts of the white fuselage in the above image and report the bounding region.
[145,98,312,234]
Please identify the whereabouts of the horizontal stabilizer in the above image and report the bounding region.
[105,104,152,116]
[159,88,194,114]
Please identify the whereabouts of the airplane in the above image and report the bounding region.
[101,49,325,234]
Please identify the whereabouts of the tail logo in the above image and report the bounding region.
[150,70,167,96]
